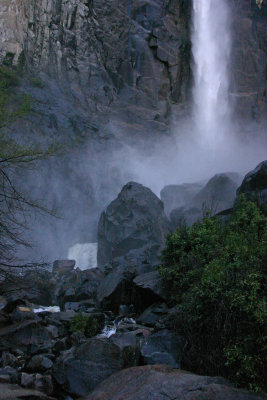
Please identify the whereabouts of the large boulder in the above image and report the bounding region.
[97,182,170,268]
[53,336,140,397]
[192,173,240,213]
[140,329,183,368]
[169,173,241,229]
[0,320,53,352]
[237,160,267,206]
[160,182,204,216]
[82,365,265,400]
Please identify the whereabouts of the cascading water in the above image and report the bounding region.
[192,0,231,147]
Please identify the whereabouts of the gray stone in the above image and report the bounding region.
[33,374,54,395]
[160,182,204,216]
[97,182,170,267]
[140,329,183,368]
[53,336,139,397]
[0,383,50,399]
[237,160,267,205]
[0,320,52,349]
[0,352,18,368]
[53,260,75,274]
[25,355,53,373]
[82,365,266,400]
[133,270,167,302]
[192,173,239,213]
[0,367,19,384]
[21,372,35,388]
[137,303,169,327]
[46,325,59,339]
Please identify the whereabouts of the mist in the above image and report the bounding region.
[15,0,267,265]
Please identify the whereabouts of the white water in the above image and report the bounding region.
[99,323,117,338]
[67,243,97,270]
[192,0,231,147]
[33,306,60,313]
[98,318,137,339]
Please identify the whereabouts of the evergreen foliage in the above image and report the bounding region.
[69,313,100,338]
[159,196,267,392]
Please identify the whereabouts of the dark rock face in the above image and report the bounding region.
[82,365,265,400]
[237,160,267,205]
[230,0,267,123]
[97,182,170,267]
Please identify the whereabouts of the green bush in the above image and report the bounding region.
[69,313,100,338]
[159,195,267,392]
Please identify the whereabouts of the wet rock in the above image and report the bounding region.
[0,351,18,368]
[21,372,35,388]
[0,320,52,350]
[46,325,59,339]
[97,182,170,268]
[25,355,53,373]
[170,206,202,229]
[56,268,103,311]
[33,374,54,395]
[0,367,19,384]
[237,160,267,206]
[83,365,265,400]
[53,338,69,354]
[192,173,239,213]
[0,373,10,383]
[53,260,75,275]
[160,182,204,216]
[140,329,183,368]
[133,270,167,310]
[169,173,242,229]
[137,303,169,327]
[70,331,87,347]
[53,336,140,397]
[0,383,51,399]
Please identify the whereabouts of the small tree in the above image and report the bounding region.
[0,65,60,264]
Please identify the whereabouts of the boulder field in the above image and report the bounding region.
[0,161,266,399]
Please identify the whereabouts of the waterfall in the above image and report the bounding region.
[192,0,231,147]
[67,243,97,270]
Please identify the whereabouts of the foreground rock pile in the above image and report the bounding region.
[0,161,266,399]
